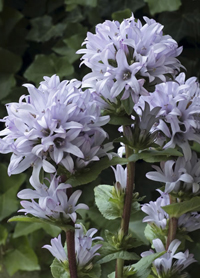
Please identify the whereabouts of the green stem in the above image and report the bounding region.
[166,195,178,250]
[115,126,135,278]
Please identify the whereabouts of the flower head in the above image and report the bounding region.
[0,75,112,177]
[77,14,182,106]
[43,234,67,263]
[17,174,88,223]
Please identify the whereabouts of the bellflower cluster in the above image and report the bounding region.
[0,75,112,177]
[141,190,200,232]
[17,174,88,223]
[146,151,200,196]
[141,239,196,278]
[77,14,182,105]
[43,224,103,268]
[136,73,200,160]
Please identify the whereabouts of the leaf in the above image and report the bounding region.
[66,156,128,187]
[65,0,97,8]
[94,185,121,220]
[0,176,26,221]
[129,211,149,245]
[52,43,79,63]
[144,0,182,15]
[160,12,200,42]
[144,224,167,245]
[13,222,61,238]
[109,115,134,125]
[162,196,200,218]
[4,236,40,276]
[26,15,67,42]
[8,215,73,231]
[0,0,3,11]
[0,225,8,245]
[112,9,132,22]
[96,251,139,264]
[51,259,69,278]
[128,148,182,163]
[24,54,74,85]
[0,48,22,100]
[78,264,101,278]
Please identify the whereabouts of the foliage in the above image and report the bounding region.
[0,0,200,277]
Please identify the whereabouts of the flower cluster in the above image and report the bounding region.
[141,239,196,278]
[77,14,182,105]
[43,224,103,268]
[141,190,200,232]
[146,151,200,196]
[0,75,112,177]
[17,174,88,223]
[136,73,200,160]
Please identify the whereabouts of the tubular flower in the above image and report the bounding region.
[43,225,103,268]
[77,14,182,106]
[17,174,88,223]
[141,239,196,278]
[135,73,200,160]
[0,75,112,176]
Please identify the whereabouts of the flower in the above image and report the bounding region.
[77,14,182,106]
[17,174,88,222]
[146,152,200,195]
[0,75,112,176]
[75,224,103,268]
[111,164,127,190]
[43,224,103,268]
[43,234,67,263]
[135,73,200,160]
[141,238,196,277]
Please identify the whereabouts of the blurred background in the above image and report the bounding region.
[0,0,200,277]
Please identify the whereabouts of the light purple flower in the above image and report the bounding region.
[111,164,127,190]
[43,234,67,263]
[135,73,200,160]
[75,224,103,268]
[0,75,112,177]
[146,152,200,195]
[77,14,182,106]
[17,174,89,223]
[141,238,196,277]
[43,225,103,268]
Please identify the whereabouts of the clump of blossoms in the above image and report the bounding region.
[17,174,88,223]
[43,224,103,269]
[135,73,200,160]
[0,75,112,177]
[141,239,196,278]
[77,14,182,106]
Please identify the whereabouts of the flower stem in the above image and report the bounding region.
[66,187,77,278]
[116,126,135,278]
[166,195,178,249]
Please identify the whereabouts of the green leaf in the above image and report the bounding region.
[0,225,8,245]
[4,236,40,276]
[13,222,61,238]
[96,250,139,264]
[0,176,26,221]
[65,0,97,7]
[52,43,79,63]
[26,15,67,42]
[121,96,135,115]
[144,0,182,15]
[78,264,101,278]
[66,156,128,187]
[129,211,149,245]
[160,12,200,42]
[24,54,74,85]
[0,0,3,11]
[112,9,132,22]
[144,224,167,245]
[51,259,69,278]
[8,215,73,232]
[162,196,200,218]
[109,115,134,125]
[94,185,121,220]
[128,148,182,163]
[0,48,22,100]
